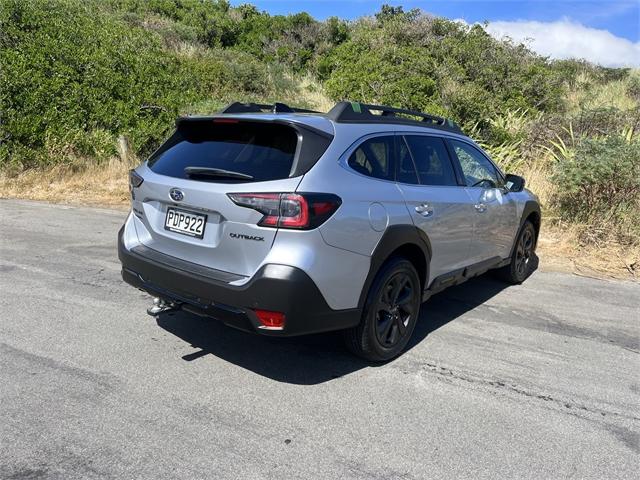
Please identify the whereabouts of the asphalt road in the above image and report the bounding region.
[0,199,638,479]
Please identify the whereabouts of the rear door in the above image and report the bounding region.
[395,134,475,282]
[447,139,519,263]
[132,119,305,278]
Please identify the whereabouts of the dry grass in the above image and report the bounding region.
[0,159,132,209]
[1,160,637,280]
[517,161,554,206]
[538,224,639,280]
[296,74,335,112]
[566,70,639,113]
[519,162,639,279]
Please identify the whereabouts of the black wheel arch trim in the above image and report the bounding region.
[521,200,541,228]
[509,200,541,259]
[357,225,431,310]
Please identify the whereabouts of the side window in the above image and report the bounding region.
[404,136,458,186]
[450,140,503,188]
[348,136,395,181]
[397,136,419,184]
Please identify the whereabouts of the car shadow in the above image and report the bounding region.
[155,269,525,385]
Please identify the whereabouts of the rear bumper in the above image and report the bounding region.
[118,227,360,336]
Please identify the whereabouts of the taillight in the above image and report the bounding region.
[228,192,341,229]
[129,170,143,199]
[129,170,144,188]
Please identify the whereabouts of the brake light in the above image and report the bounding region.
[228,192,341,229]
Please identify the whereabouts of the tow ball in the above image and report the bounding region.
[146,297,178,316]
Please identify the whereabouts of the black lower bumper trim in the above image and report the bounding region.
[118,227,360,336]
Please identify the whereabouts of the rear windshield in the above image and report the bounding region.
[148,120,298,182]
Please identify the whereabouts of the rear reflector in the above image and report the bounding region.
[228,192,341,229]
[254,309,286,329]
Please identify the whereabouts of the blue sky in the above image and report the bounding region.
[233,1,638,41]
[231,1,640,66]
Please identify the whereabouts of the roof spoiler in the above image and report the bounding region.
[218,102,320,114]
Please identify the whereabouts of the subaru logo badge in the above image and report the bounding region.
[169,188,184,202]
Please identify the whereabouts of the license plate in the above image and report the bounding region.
[164,207,207,239]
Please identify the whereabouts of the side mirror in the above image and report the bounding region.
[504,174,525,193]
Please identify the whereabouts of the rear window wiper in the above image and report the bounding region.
[184,166,254,181]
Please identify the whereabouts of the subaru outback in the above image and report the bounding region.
[118,101,540,361]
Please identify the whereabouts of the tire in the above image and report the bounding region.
[344,257,422,362]
[496,220,537,284]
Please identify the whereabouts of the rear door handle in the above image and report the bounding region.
[474,203,487,213]
[415,203,434,217]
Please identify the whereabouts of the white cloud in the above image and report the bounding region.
[483,19,640,68]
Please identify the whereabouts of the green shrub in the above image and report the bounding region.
[319,12,565,127]
[324,41,441,113]
[627,72,640,103]
[0,0,191,167]
[552,134,640,242]
[0,0,301,169]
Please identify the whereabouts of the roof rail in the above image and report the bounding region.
[326,101,463,134]
[219,102,320,114]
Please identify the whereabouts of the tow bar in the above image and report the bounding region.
[146,297,178,316]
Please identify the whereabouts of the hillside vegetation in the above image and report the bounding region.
[1,0,638,276]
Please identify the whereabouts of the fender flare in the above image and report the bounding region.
[357,225,432,310]
[509,200,542,259]
[520,200,541,229]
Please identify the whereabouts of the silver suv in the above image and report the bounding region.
[118,101,540,361]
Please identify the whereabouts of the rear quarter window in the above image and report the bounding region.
[347,136,395,181]
[148,121,298,182]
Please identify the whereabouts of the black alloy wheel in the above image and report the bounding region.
[515,224,535,279]
[374,272,415,348]
[496,220,537,284]
[344,258,422,361]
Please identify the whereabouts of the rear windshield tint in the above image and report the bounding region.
[148,120,298,182]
